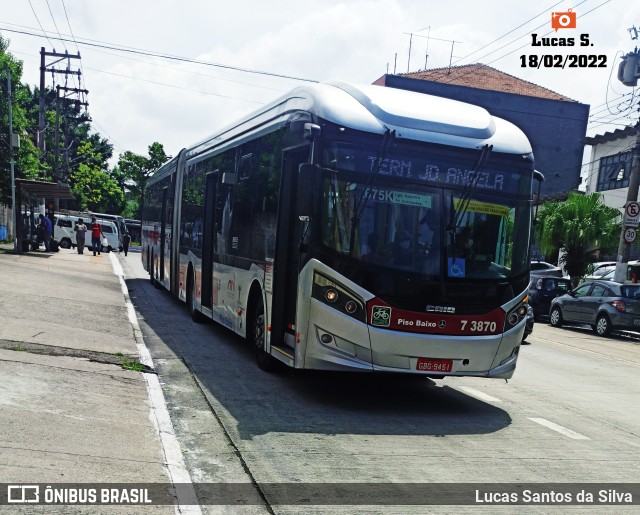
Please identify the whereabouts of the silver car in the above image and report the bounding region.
[549,280,640,336]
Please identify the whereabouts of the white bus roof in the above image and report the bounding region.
[186,82,532,160]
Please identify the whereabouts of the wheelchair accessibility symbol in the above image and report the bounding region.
[371,306,391,327]
[448,258,466,278]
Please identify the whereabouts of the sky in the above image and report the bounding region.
[2,0,640,171]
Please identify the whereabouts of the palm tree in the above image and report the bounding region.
[537,192,620,285]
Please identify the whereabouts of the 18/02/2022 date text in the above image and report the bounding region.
[520,54,606,68]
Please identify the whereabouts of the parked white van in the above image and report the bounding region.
[54,215,120,252]
[90,212,126,251]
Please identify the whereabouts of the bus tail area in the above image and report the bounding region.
[143,82,537,379]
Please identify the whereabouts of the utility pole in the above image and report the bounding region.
[54,85,88,181]
[614,123,640,283]
[613,35,640,283]
[6,69,18,253]
[38,47,45,157]
[37,47,84,177]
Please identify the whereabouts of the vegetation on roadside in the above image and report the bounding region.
[536,192,620,283]
[121,359,146,372]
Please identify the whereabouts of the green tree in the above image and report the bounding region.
[0,35,40,205]
[2,34,114,212]
[116,142,169,218]
[537,192,620,284]
[68,141,124,212]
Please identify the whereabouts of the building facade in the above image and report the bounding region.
[584,126,638,259]
[374,65,590,199]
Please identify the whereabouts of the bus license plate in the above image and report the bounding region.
[416,358,452,372]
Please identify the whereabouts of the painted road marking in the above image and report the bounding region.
[528,417,590,440]
[458,386,503,403]
[533,334,640,367]
[110,253,202,514]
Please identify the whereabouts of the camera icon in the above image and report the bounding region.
[551,9,576,31]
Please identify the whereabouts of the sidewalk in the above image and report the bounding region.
[0,244,180,512]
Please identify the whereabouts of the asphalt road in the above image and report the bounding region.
[118,252,640,513]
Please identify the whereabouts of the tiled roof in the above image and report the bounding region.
[584,125,636,145]
[400,64,576,102]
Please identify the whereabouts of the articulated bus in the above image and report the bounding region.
[142,82,540,378]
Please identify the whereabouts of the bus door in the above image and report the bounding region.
[201,172,218,309]
[270,146,310,351]
[160,186,168,281]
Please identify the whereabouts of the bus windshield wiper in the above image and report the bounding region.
[449,144,493,233]
[348,128,396,256]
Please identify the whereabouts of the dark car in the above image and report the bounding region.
[549,280,640,336]
[528,275,573,319]
[530,260,563,277]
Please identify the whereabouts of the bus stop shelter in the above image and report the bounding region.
[15,179,75,252]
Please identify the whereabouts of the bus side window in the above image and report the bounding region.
[231,153,255,257]
[216,186,234,259]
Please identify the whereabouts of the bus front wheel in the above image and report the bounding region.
[250,295,276,371]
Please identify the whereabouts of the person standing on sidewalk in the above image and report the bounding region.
[89,216,105,256]
[74,218,87,254]
[38,214,53,252]
[122,231,131,257]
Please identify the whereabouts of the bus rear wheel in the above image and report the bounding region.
[250,295,276,371]
[187,270,205,323]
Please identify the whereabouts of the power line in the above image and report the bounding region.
[26,0,55,49]
[430,0,610,88]
[85,66,266,104]
[454,0,590,67]
[0,23,318,83]
[45,0,67,52]
[483,0,611,67]
[8,47,277,105]
[60,0,87,98]
[452,0,566,65]
[72,46,288,93]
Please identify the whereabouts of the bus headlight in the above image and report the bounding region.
[345,300,358,314]
[505,298,528,331]
[313,273,365,322]
[325,289,338,303]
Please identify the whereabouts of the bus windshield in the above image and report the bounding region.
[319,139,532,281]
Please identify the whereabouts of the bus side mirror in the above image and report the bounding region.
[297,164,319,220]
[533,170,545,183]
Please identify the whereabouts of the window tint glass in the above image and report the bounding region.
[573,284,591,297]
[621,285,640,299]
[590,285,607,297]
